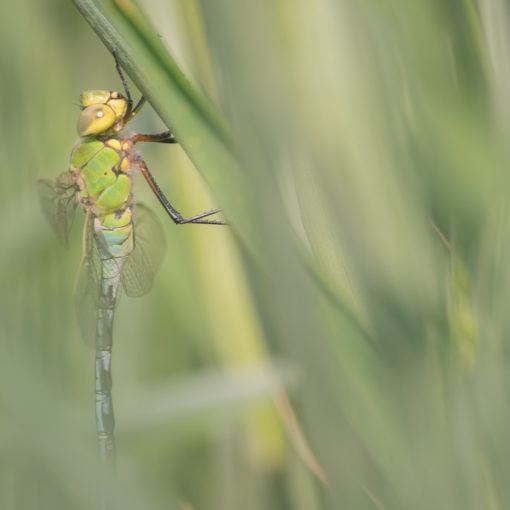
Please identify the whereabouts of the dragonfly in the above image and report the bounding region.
[38,52,225,466]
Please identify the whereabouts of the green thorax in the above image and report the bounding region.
[70,138,132,216]
[70,138,134,258]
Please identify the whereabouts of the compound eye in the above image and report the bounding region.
[77,104,116,136]
[80,90,111,108]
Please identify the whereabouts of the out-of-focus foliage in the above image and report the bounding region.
[2,0,510,509]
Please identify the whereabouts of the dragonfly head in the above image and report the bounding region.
[78,90,128,137]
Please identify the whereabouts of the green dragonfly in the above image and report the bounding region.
[38,53,225,466]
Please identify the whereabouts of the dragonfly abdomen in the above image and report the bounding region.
[95,258,122,465]
[95,208,134,259]
[94,225,131,466]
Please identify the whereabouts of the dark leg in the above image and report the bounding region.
[113,50,132,104]
[112,51,147,128]
[135,156,226,225]
[130,131,177,144]
[131,96,146,117]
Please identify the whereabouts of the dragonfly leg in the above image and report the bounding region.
[112,51,146,128]
[113,50,132,103]
[130,131,177,144]
[134,155,226,225]
[130,96,146,118]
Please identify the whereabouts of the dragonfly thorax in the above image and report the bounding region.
[70,137,133,217]
[78,90,128,137]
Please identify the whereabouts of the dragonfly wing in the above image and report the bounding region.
[37,172,79,246]
[121,203,165,297]
[74,212,102,346]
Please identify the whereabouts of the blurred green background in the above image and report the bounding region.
[3,0,510,509]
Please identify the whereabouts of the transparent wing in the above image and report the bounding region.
[74,212,103,347]
[122,203,166,297]
[37,172,79,246]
